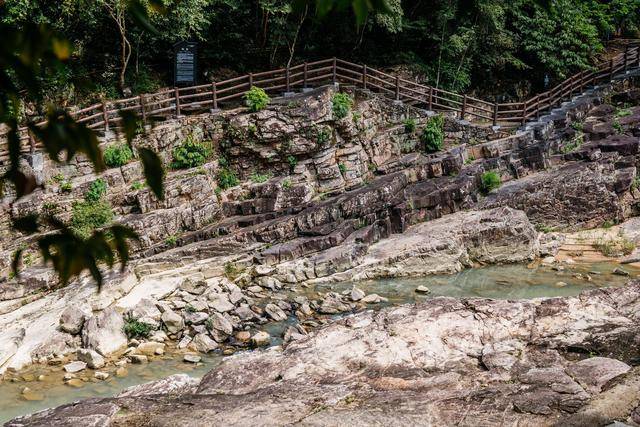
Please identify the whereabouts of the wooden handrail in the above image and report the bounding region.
[3,44,639,155]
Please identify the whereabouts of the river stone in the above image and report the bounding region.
[64,361,87,373]
[209,295,235,313]
[59,306,88,335]
[82,308,127,357]
[191,333,218,353]
[136,342,165,356]
[184,311,209,325]
[235,331,251,343]
[251,331,270,347]
[264,303,287,321]
[209,312,233,336]
[183,354,201,364]
[177,335,192,349]
[115,367,128,378]
[65,378,84,388]
[118,374,199,397]
[94,371,109,380]
[362,294,381,304]
[415,286,431,294]
[350,287,365,301]
[76,348,105,369]
[318,292,351,314]
[161,310,185,333]
[613,267,630,276]
[180,278,207,295]
[131,355,148,364]
[566,357,631,393]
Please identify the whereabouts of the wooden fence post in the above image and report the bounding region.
[211,81,218,110]
[609,58,615,81]
[28,130,35,154]
[362,64,367,89]
[624,46,629,72]
[395,76,400,101]
[332,57,337,84]
[101,100,109,132]
[461,95,467,120]
[521,99,527,126]
[428,87,433,111]
[286,66,291,92]
[139,95,147,124]
[175,88,181,116]
[493,102,498,126]
[249,73,253,88]
[303,63,308,88]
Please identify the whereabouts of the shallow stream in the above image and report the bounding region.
[1,261,638,424]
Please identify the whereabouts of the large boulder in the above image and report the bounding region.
[161,310,185,334]
[81,308,127,357]
[59,305,90,335]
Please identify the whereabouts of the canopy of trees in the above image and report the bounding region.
[3,0,639,105]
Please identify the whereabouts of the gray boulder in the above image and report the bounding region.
[82,308,127,356]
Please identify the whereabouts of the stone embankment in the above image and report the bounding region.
[1,81,640,422]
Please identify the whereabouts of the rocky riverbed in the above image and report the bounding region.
[2,80,640,425]
[8,281,640,426]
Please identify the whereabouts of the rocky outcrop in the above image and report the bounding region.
[10,282,640,426]
[81,308,127,356]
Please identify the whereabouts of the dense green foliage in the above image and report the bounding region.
[332,93,353,120]
[104,144,133,168]
[2,0,639,105]
[217,168,239,189]
[420,114,444,153]
[244,86,270,112]
[480,171,501,194]
[85,178,107,202]
[403,118,416,133]
[71,199,114,239]
[171,136,210,169]
[123,318,153,338]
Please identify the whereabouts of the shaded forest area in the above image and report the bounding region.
[2,0,640,107]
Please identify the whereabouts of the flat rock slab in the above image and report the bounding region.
[566,357,631,393]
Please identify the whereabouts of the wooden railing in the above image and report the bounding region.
[4,44,640,161]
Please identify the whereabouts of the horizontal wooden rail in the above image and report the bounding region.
[2,43,639,158]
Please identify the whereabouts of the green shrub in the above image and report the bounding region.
[316,127,330,145]
[282,179,292,189]
[85,178,107,202]
[223,262,244,280]
[131,181,145,191]
[480,171,501,194]
[338,163,347,174]
[244,86,270,112]
[403,118,417,133]
[614,108,632,118]
[332,93,353,120]
[165,234,178,246]
[217,168,239,190]
[250,172,271,183]
[60,180,72,192]
[103,144,133,168]
[421,115,444,153]
[70,199,114,238]
[287,155,297,169]
[613,119,624,134]
[123,318,153,339]
[171,136,210,169]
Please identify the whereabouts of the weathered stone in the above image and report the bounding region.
[251,331,271,347]
[318,293,351,314]
[63,361,86,373]
[183,354,201,364]
[191,333,218,353]
[209,295,235,313]
[76,349,105,369]
[130,355,148,364]
[566,357,631,393]
[264,303,287,321]
[415,286,430,294]
[136,342,165,356]
[208,312,233,336]
[81,308,127,357]
[59,306,88,335]
[161,310,185,334]
[350,287,365,301]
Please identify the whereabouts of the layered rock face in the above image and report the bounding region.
[10,282,640,426]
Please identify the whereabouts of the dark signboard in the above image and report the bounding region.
[174,41,197,86]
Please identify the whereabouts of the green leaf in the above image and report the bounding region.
[138,147,165,200]
[118,110,140,145]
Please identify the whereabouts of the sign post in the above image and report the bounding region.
[173,41,197,87]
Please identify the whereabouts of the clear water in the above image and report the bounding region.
[1,261,637,424]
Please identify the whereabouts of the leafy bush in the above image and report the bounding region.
[85,178,107,202]
[287,155,297,169]
[217,168,239,189]
[480,171,501,194]
[103,144,133,168]
[123,318,152,339]
[420,115,444,153]
[171,136,210,169]
[60,180,72,192]
[250,172,271,183]
[613,119,624,134]
[70,199,114,238]
[223,262,243,280]
[244,86,270,112]
[332,93,353,120]
[594,236,635,257]
[338,163,347,174]
[316,127,330,145]
[282,179,292,189]
[131,181,145,191]
[404,118,417,133]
